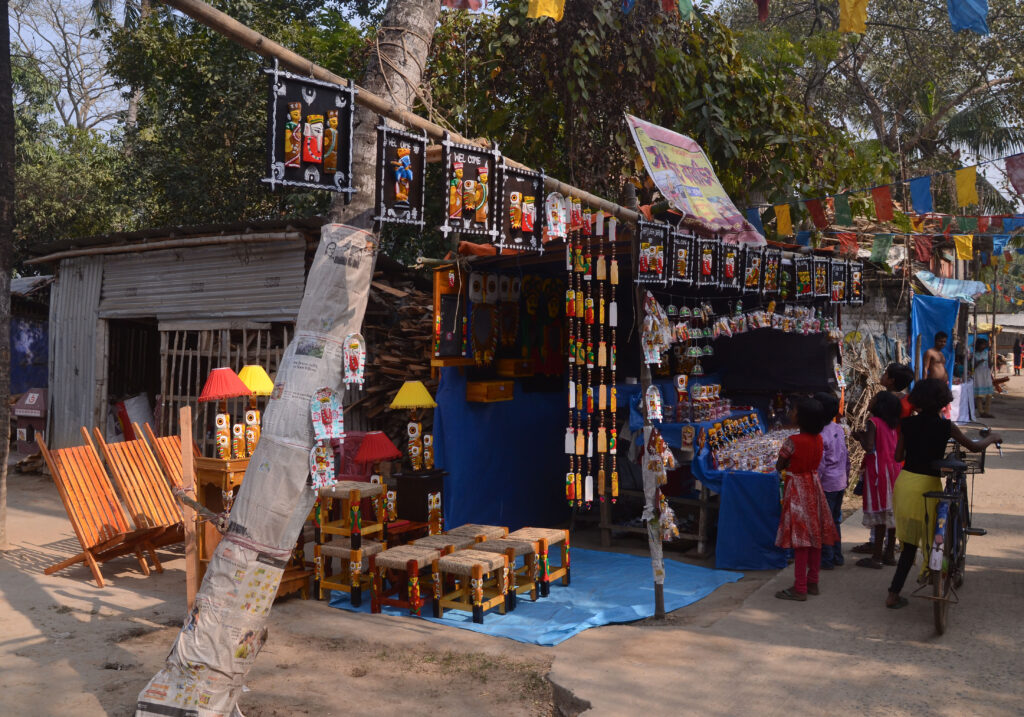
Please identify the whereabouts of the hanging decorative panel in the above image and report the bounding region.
[374,123,427,227]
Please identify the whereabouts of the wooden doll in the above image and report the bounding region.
[462,178,478,220]
[302,114,323,164]
[284,102,302,168]
[522,195,536,232]
[231,423,245,460]
[449,161,464,219]
[244,409,260,457]
[422,433,434,470]
[215,412,231,460]
[475,167,489,224]
[323,110,339,174]
[393,147,413,206]
[509,191,523,231]
[407,421,423,470]
[427,491,443,535]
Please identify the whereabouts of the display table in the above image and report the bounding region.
[691,445,787,571]
[194,455,313,597]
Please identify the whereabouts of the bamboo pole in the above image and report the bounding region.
[26,231,306,265]
[157,0,640,225]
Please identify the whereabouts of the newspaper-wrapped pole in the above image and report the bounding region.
[136,224,376,715]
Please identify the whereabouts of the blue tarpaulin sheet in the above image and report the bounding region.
[692,443,787,571]
[328,547,742,645]
[910,294,958,384]
[433,368,568,530]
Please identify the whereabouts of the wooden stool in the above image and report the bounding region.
[446,523,509,542]
[507,527,570,597]
[471,538,538,608]
[314,537,384,607]
[411,533,477,554]
[319,481,386,550]
[432,551,510,624]
[370,544,440,617]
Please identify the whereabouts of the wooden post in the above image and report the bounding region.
[180,405,199,609]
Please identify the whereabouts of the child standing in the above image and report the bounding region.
[775,397,837,601]
[852,391,902,569]
[815,392,849,569]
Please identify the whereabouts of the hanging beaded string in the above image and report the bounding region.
[565,211,578,506]
[583,206,594,509]
[573,215,585,507]
[608,218,619,504]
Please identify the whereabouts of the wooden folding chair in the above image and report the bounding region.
[37,435,156,587]
[140,422,199,490]
[88,427,183,559]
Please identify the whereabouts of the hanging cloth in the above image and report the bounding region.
[528,0,565,20]
[955,166,979,207]
[871,186,894,222]
[947,0,988,35]
[839,0,868,32]
[953,234,974,261]
[909,176,933,214]
[774,203,792,236]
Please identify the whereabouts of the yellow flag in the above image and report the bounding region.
[953,234,974,260]
[839,0,868,33]
[527,0,565,20]
[774,204,792,236]
[955,166,978,207]
[910,215,925,232]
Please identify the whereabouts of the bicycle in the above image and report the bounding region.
[913,421,998,634]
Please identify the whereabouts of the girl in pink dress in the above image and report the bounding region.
[775,397,838,601]
[853,391,902,569]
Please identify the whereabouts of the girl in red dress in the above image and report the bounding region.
[775,397,838,601]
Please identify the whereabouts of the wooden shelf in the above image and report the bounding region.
[431,357,477,367]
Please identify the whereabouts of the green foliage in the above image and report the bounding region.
[424,1,884,209]
[104,0,367,227]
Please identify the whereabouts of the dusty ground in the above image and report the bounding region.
[3,378,1023,716]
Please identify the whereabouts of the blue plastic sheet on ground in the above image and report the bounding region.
[328,547,742,646]
[692,442,787,571]
[910,293,958,383]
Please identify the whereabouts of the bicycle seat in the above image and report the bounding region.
[932,458,967,472]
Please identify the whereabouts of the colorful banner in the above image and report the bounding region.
[871,186,894,222]
[839,0,868,32]
[804,199,828,229]
[954,234,974,260]
[527,0,565,20]
[955,166,979,206]
[775,204,792,236]
[625,114,764,245]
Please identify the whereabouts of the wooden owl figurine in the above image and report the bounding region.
[215,413,231,459]
[422,434,434,470]
[244,409,260,457]
[386,490,398,522]
[427,491,443,535]
[231,423,245,460]
[407,421,423,470]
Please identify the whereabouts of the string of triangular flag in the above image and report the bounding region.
[759,0,990,36]
[746,151,1024,238]
[447,0,694,21]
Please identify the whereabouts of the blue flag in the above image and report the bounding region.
[992,234,1010,254]
[947,0,988,35]
[909,176,933,214]
[795,231,812,247]
[1004,216,1024,232]
[745,208,765,236]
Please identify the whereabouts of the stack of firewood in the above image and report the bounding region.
[352,272,437,442]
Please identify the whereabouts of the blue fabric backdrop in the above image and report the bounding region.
[911,294,958,383]
[434,368,569,530]
[947,0,988,34]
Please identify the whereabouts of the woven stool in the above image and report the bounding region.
[507,527,570,597]
[319,481,386,550]
[433,550,510,623]
[370,544,440,616]
[314,538,384,606]
[471,538,538,608]
[446,523,509,542]
[411,533,477,554]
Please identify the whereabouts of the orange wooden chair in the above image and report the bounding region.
[139,422,199,490]
[36,435,157,587]
[88,427,183,557]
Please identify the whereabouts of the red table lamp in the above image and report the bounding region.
[198,367,252,459]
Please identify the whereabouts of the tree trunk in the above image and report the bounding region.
[135,1,439,714]
[0,0,15,552]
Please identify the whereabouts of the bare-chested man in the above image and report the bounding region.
[922,332,949,382]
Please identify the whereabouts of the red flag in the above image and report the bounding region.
[755,0,769,21]
[872,186,894,222]
[805,199,829,229]
[913,235,933,262]
[836,232,858,257]
[662,0,676,9]
[991,216,1004,231]
[1006,251,1013,262]
[978,216,990,233]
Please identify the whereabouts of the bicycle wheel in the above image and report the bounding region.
[954,485,969,588]
[932,566,949,635]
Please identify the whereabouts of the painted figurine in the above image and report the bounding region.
[343,333,366,388]
[232,423,246,460]
[522,195,536,233]
[393,146,413,206]
[302,114,324,164]
[407,421,423,470]
[427,491,443,535]
[215,412,231,460]
[284,102,302,168]
[244,409,260,456]
[449,161,464,219]
[423,433,434,470]
[386,490,398,522]
[509,191,523,231]
[323,110,339,174]
[475,167,489,224]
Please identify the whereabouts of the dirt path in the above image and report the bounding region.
[4,380,1022,715]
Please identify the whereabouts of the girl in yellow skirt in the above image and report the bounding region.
[886,379,1001,609]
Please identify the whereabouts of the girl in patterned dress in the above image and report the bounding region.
[775,397,837,601]
[853,391,902,569]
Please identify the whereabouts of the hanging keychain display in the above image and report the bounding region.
[497,162,545,251]
[742,246,764,294]
[373,123,427,227]
[793,257,814,300]
[830,259,848,303]
[439,132,501,241]
[847,260,864,305]
[812,256,831,300]
[719,241,741,290]
[762,246,782,295]
[671,231,695,285]
[696,237,719,288]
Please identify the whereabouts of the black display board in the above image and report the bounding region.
[671,232,694,285]
[720,243,741,290]
[762,247,782,295]
[439,133,501,240]
[374,123,427,227]
[830,259,847,303]
[497,163,545,251]
[742,246,764,294]
[793,257,814,300]
[848,261,864,305]
[635,220,669,285]
[696,238,718,288]
[812,257,831,299]
[263,63,355,195]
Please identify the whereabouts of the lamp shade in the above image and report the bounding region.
[389,380,436,410]
[237,364,275,396]
[198,367,253,403]
[354,431,402,464]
